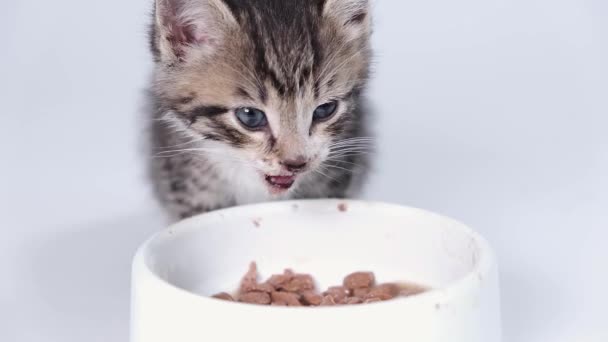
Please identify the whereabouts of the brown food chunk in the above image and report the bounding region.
[320,295,337,306]
[223,263,428,307]
[280,274,315,293]
[345,297,364,305]
[352,287,371,298]
[344,272,375,290]
[267,271,294,289]
[239,262,275,293]
[240,262,260,293]
[249,282,275,293]
[323,286,349,303]
[366,283,401,301]
[271,291,302,306]
[301,291,323,306]
[239,291,271,305]
[212,292,234,301]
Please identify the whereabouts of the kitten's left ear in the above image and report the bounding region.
[322,0,371,39]
[153,0,237,63]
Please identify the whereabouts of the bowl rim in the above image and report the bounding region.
[132,199,497,312]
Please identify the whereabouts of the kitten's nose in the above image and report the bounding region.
[281,157,308,173]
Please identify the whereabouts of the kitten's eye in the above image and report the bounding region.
[313,101,339,122]
[235,107,268,129]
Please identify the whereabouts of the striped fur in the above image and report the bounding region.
[147,0,373,220]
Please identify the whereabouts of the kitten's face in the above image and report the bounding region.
[152,0,371,195]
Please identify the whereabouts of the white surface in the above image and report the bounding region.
[0,0,606,341]
[131,200,500,342]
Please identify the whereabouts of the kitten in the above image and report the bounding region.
[147,0,374,220]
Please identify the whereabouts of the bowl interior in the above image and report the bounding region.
[143,200,482,297]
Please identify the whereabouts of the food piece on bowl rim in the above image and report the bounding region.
[211,292,234,301]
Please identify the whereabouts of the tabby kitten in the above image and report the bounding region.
[148,0,374,220]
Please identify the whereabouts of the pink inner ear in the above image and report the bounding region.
[184,24,209,45]
[168,20,207,46]
[166,20,210,59]
[161,0,212,59]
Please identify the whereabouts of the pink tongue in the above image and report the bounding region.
[269,176,294,185]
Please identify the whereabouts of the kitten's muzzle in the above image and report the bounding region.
[263,157,309,192]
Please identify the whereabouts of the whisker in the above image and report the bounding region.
[330,142,374,148]
[329,146,373,153]
[154,148,254,165]
[152,151,194,159]
[329,149,372,155]
[327,152,371,159]
[330,138,375,144]
[313,168,340,183]
[155,147,221,155]
[331,138,374,143]
[322,163,355,174]
[329,139,375,150]
[323,158,361,167]
[155,138,206,151]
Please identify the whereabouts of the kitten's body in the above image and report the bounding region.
[147,0,373,220]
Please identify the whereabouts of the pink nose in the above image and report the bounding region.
[281,157,308,172]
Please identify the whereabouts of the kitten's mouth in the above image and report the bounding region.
[265,174,296,191]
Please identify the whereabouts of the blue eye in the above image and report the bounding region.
[313,101,338,121]
[235,107,268,129]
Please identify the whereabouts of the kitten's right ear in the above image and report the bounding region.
[152,0,236,63]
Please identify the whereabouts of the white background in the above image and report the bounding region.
[1,0,606,341]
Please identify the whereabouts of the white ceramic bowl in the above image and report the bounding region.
[130,200,501,342]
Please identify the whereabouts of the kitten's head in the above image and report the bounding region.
[151,0,372,195]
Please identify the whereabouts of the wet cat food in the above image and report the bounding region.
[212,262,427,306]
